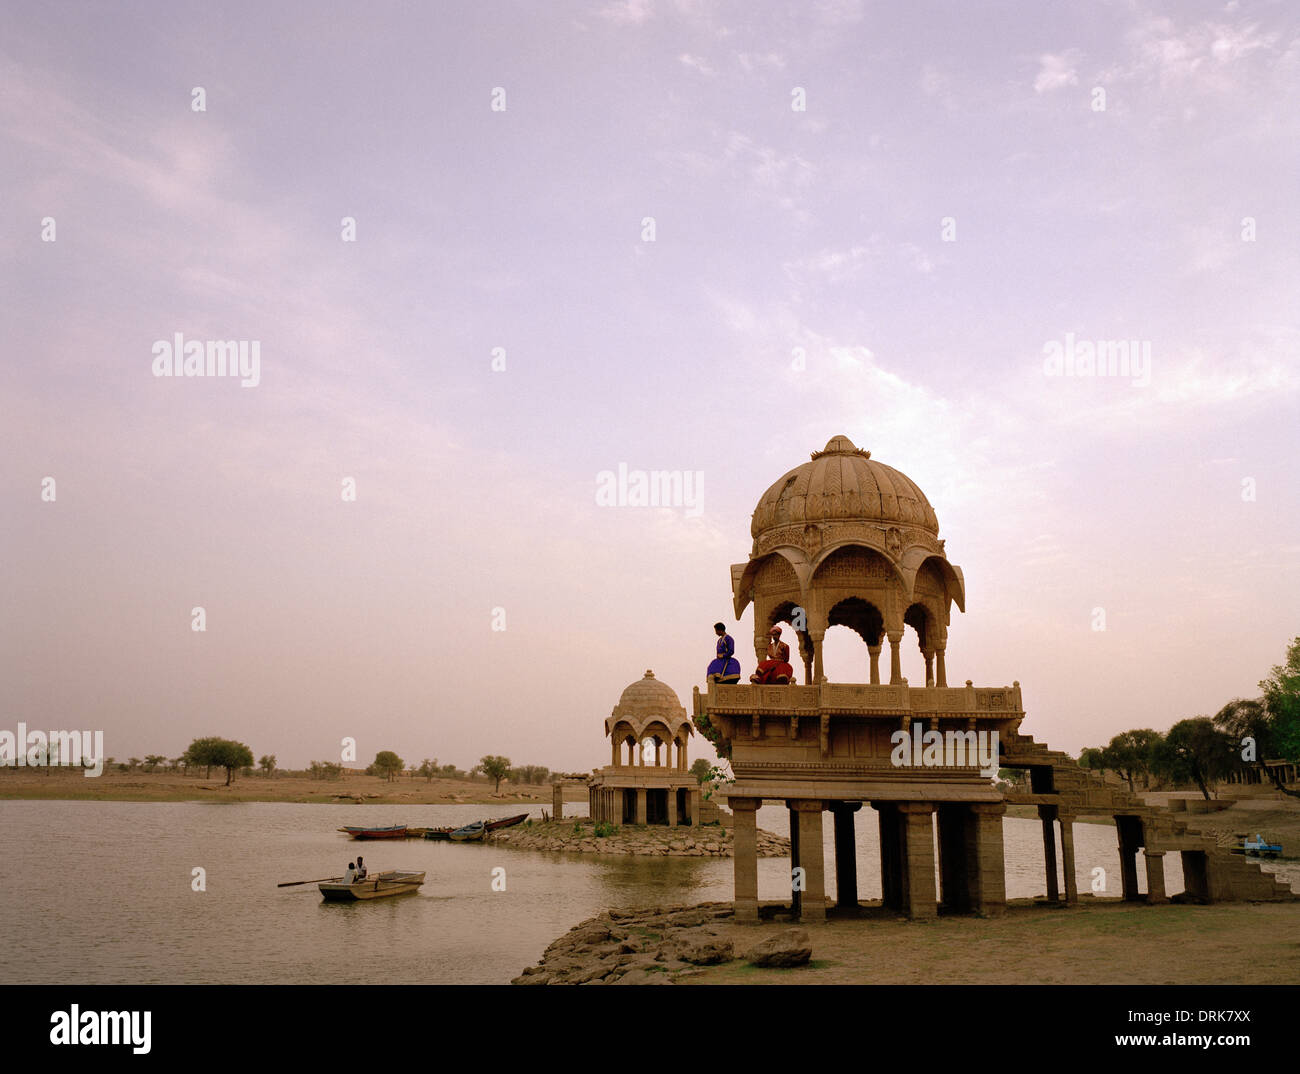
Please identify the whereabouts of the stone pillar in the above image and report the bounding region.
[1039,805,1059,902]
[635,788,647,826]
[732,797,760,923]
[875,802,903,911]
[1117,816,1142,901]
[1144,850,1168,904]
[936,803,971,912]
[667,788,678,826]
[690,788,700,825]
[935,646,947,688]
[1059,812,1078,904]
[553,782,564,821]
[791,801,826,922]
[831,803,860,912]
[923,650,935,687]
[898,802,937,919]
[811,631,825,684]
[868,644,882,685]
[967,802,1006,916]
[611,738,620,767]
[887,630,904,685]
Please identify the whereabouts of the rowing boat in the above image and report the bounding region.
[318,870,426,901]
[485,812,531,832]
[449,821,486,842]
[340,824,408,840]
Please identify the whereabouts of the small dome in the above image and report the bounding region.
[751,435,939,539]
[607,670,691,740]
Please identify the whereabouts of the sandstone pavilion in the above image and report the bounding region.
[693,435,1294,922]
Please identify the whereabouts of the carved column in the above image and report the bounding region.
[868,644,882,685]
[791,800,826,922]
[1039,805,1059,902]
[898,802,937,919]
[887,630,904,685]
[1059,811,1078,904]
[811,630,825,684]
[1144,850,1169,904]
[611,738,619,767]
[831,802,860,911]
[967,802,1006,916]
[667,788,678,827]
[874,802,902,911]
[731,797,760,923]
[635,788,647,826]
[923,649,935,687]
[934,645,947,688]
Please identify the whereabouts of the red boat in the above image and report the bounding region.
[340,824,408,840]
[485,812,531,832]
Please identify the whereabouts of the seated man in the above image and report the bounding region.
[706,622,742,683]
[355,855,367,880]
[342,861,358,884]
[750,626,795,684]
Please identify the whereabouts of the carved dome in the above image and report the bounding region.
[750,435,939,540]
[606,670,692,739]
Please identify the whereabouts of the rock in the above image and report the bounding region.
[744,928,812,968]
[669,935,733,965]
[613,967,673,985]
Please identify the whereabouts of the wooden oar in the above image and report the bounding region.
[277,875,343,887]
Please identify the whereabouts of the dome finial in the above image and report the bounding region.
[811,435,869,460]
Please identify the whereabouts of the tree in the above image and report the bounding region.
[143,755,166,773]
[1077,747,1106,775]
[1261,637,1300,762]
[372,751,404,782]
[1150,718,1233,800]
[184,737,255,786]
[1103,730,1163,792]
[418,758,438,782]
[479,755,511,793]
[127,757,141,772]
[690,758,714,785]
[258,754,277,778]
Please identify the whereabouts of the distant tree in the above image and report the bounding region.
[418,758,437,782]
[479,755,511,793]
[169,757,184,772]
[1215,639,1300,798]
[1261,637,1300,762]
[258,754,277,777]
[127,757,141,772]
[690,758,714,785]
[143,755,166,773]
[372,751,404,782]
[184,737,255,786]
[1103,730,1163,792]
[1077,747,1106,775]
[1150,718,1233,801]
[322,761,343,779]
[440,763,458,779]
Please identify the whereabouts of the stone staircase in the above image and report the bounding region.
[1001,731,1296,902]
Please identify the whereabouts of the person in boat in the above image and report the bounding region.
[355,856,367,880]
[342,861,358,884]
[750,626,795,684]
[707,622,742,684]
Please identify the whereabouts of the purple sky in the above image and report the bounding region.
[2,0,1298,772]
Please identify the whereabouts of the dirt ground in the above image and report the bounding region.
[686,899,1300,985]
[0,766,587,805]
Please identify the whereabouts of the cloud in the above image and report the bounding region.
[596,0,652,25]
[1034,50,1082,93]
[678,53,715,75]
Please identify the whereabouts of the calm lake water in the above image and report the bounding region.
[1,800,1293,984]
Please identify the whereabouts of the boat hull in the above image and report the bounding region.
[319,870,425,900]
[341,825,408,840]
[485,812,531,832]
[449,822,486,842]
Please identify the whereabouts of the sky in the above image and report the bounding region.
[2,0,1297,773]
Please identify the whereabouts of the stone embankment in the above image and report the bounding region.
[511,903,813,985]
[491,819,788,857]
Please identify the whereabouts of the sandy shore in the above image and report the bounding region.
[0,767,586,806]
[517,899,1300,985]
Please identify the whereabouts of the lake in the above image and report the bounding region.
[1,799,1291,984]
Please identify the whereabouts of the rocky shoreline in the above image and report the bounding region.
[511,903,811,985]
[490,818,789,857]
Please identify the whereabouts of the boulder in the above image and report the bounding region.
[744,928,812,968]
